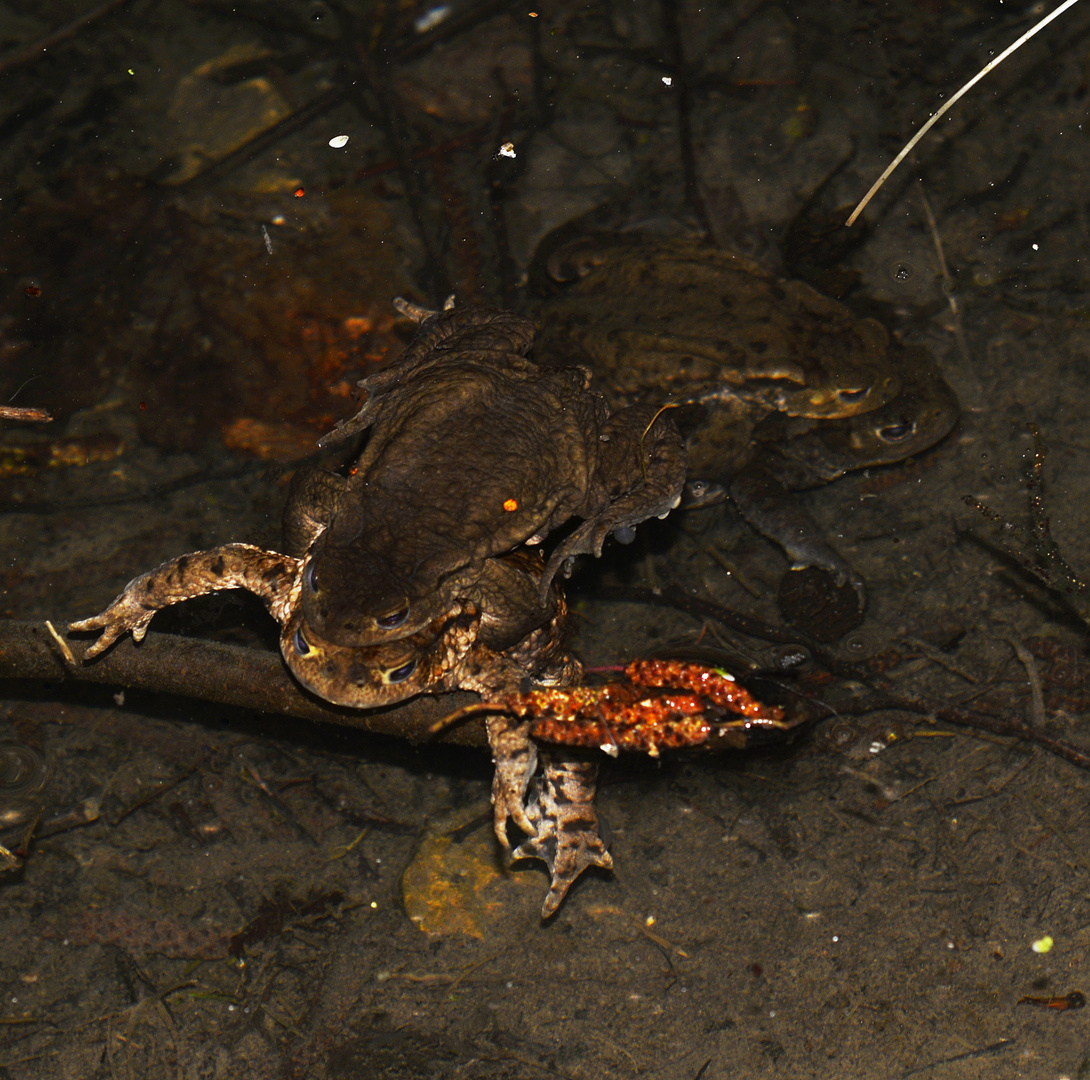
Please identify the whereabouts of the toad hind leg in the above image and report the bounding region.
[512,754,613,919]
[485,715,538,845]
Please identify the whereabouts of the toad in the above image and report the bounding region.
[535,234,902,424]
[73,299,688,916]
[534,235,958,607]
[287,300,686,646]
[730,346,959,598]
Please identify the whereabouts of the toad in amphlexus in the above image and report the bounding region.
[534,234,958,604]
[72,300,686,917]
[73,302,685,664]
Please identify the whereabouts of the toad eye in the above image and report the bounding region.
[877,419,916,443]
[293,626,314,656]
[304,561,319,592]
[836,386,870,403]
[376,606,409,631]
[385,658,417,684]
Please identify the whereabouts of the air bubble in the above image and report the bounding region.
[888,260,914,283]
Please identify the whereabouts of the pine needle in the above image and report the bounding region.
[847,0,1082,226]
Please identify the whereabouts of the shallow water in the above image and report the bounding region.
[2,1,1090,1077]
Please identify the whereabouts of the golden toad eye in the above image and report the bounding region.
[878,419,916,442]
[837,386,870,403]
[375,606,409,631]
[385,658,417,683]
[304,561,319,592]
[293,626,313,656]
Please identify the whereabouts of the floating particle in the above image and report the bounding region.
[1032,936,1054,953]
[1018,991,1085,1010]
[497,142,516,158]
[294,187,305,197]
[414,4,451,32]
[328,135,349,148]
[662,76,673,86]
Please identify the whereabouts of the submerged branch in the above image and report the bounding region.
[0,620,485,748]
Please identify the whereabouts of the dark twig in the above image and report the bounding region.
[395,0,517,62]
[595,583,850,674]
[178,86,350,190]
[660,0,714,236]
[0,620,484,748]
[965,424,1086,598]
[326,0,450,298]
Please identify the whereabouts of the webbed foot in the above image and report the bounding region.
[485,715,538,845]
[730,464,867,611]
[512,755,613,918]
[541,403,686,596]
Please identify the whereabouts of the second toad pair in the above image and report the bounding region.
[534,233,959,612]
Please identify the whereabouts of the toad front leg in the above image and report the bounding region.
[70,544,302,657]
[542,402,686,592]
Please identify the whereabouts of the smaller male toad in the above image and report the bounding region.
[290,301,687,648]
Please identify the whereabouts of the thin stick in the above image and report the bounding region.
[917,181,982,410]
[847,0,1083,226]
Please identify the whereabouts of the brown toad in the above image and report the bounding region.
[534,235,957,606]
[73,300,682,916]
[290,300,686,646]
[535,234,902,430]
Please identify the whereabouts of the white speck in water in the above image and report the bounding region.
[662,76,673,86]
[329,134,350,148]
[497,142,516,158]
[414,5,451,32]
